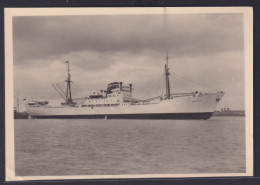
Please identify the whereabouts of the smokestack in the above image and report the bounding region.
[129,84,132,92]
[119,82,122,91]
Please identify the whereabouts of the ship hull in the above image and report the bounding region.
[32,112,213,120]
[26,92,224,120]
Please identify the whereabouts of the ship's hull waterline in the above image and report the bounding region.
[31,112,213,120]
[26,92,224,120]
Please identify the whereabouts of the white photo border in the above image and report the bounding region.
[4,7,253,181]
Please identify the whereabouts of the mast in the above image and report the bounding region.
[163,8,171,100]
[65,61,73,103]
[16,92,19,113]
[164,50,171,99]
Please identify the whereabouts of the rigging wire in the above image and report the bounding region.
[171,74,243,102]
[155,75,165,97]
[54,78,83,99]
[146,74,164,98]
[172,73,220,92]
[134,74,164,99]
[161,75,165,98]
[170,75,194,91]
[170,75,186,92]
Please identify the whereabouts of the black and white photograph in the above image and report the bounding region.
[5,7,253,181]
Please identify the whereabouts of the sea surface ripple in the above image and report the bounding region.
[14,116,245,176]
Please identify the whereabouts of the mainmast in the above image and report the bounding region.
[65,61,73,104]
[164,50,171,99]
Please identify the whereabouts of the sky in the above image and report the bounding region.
[13,13,245,110]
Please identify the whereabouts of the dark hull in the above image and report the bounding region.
[32,112,213,120]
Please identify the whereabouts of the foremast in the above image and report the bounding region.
[65,61,73,104]
[164,51,171,99]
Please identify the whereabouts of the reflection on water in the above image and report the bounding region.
[14,117,245,176]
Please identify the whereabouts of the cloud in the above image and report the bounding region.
[13,13,243,66]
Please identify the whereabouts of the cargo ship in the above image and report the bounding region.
[26,53,224,119]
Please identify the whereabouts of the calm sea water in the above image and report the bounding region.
[14,117,245,176]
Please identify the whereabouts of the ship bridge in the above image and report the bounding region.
[81,82,134,107]
[106,82,133,102]
[107,82,132,94]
